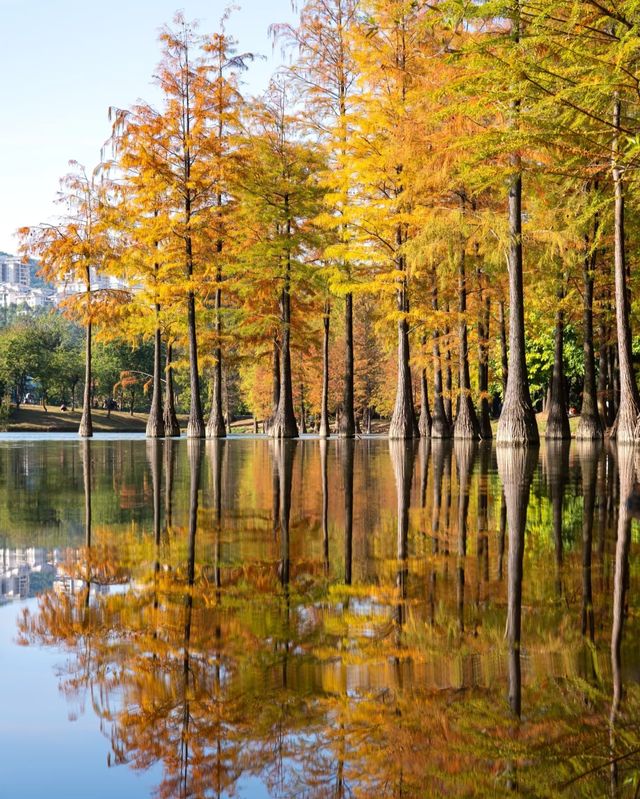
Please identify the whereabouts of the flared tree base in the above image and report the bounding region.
[496,395,539,445]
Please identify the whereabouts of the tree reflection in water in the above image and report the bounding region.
[14,437,640,797]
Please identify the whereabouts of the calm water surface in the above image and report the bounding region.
[1,436,639,797]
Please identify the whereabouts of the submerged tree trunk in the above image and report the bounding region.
[418,335,432,437]
[339,293,355,438]
[146,308,165,439]
[79,316,93,439]
[545,277,571,440]
[431,278,452,439]
[319,298,330,438]
[389,251,418,439]
[610,95,640,442]
[577,234,603,440]
[163,342,180,437]
[454,233,480,441]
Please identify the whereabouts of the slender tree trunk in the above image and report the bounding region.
[79,316,93,438]
[163,341,180,436]
[497,4,538,444]
[454,232,480,440]
[206,256,226,438]
[319,298,330,438]
[186,236,204,438]
[499,298,509,400]
[597,322,610,428]
[577,232,603,440]
[339,293,355,438]
[299,381,307,434]
[546,276,571,440]
[496,156,538,440]
[146,306,165,438]
[610,96,640,440]
[578,443,598,641]
[389,253,418,439]
[477,278,493,439]
[418,335,432,437]
[272,210,298,439]
[431,277,452,439]
[444,309,453,426]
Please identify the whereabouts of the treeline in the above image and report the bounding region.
[0,309,163,415]
[19,1,640,442]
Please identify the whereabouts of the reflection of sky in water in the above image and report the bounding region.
[0,438,639,797]
[0,598,161,798]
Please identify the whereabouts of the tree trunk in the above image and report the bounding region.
[299,381,307,434]
[610,95,640,441]
[185,229,204,437]
[443,309,453,427]
[477,280,493,439]
[79,318,93,438]
[339,292,355,438]
[418,336,432,437]
[146,311,165,438]
[454,235,480,440]
[577,234,603,440]
[389,255,418,439]
[499,298,509,400]
[163,341,180,437]
[597,323,610,428]
[545,277,571,440]
[577,443,599,641]
[206,259,226,438]
[431,277,452,439]
[319,298,330,438]
[272,215,298,439]
[496,152,538,442]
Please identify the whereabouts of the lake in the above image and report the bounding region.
[0,435,638,797]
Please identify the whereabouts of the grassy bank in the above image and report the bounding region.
[6,405,583,437]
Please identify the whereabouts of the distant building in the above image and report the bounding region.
[0,253,53,310]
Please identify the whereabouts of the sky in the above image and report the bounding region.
[0,0,298,254]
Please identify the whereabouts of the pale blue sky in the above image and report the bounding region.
[0,0,297,253]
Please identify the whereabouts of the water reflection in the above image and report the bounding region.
[4,438,640,797]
